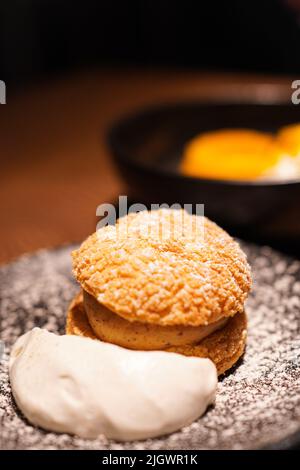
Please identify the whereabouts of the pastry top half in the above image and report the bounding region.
[72,209,252,327]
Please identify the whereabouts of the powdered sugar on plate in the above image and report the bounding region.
[1,243,300,449]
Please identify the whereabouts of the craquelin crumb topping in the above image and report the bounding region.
[72,210,252,326]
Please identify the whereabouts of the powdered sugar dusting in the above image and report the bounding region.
[1,243,300,449]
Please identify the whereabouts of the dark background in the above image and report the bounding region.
[1,0,300,89]
[0,0,299,263]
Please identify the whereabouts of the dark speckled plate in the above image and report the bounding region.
[1,243,300,450]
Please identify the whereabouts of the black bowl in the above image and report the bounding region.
[108,102,300,244]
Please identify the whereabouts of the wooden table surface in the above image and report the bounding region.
[0,68,292,264]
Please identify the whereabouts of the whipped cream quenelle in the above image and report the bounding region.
[9,328,217,441]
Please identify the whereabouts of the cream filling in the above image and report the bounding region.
[9,328,217,441]
[84,290,228,350]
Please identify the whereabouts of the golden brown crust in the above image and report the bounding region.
[165,310,247,376]
[72,209,252,326]
[66,293,247,376]
[66,291,98,339]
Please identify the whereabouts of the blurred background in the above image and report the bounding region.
[1,0,300,263]
[2,0,300,86]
